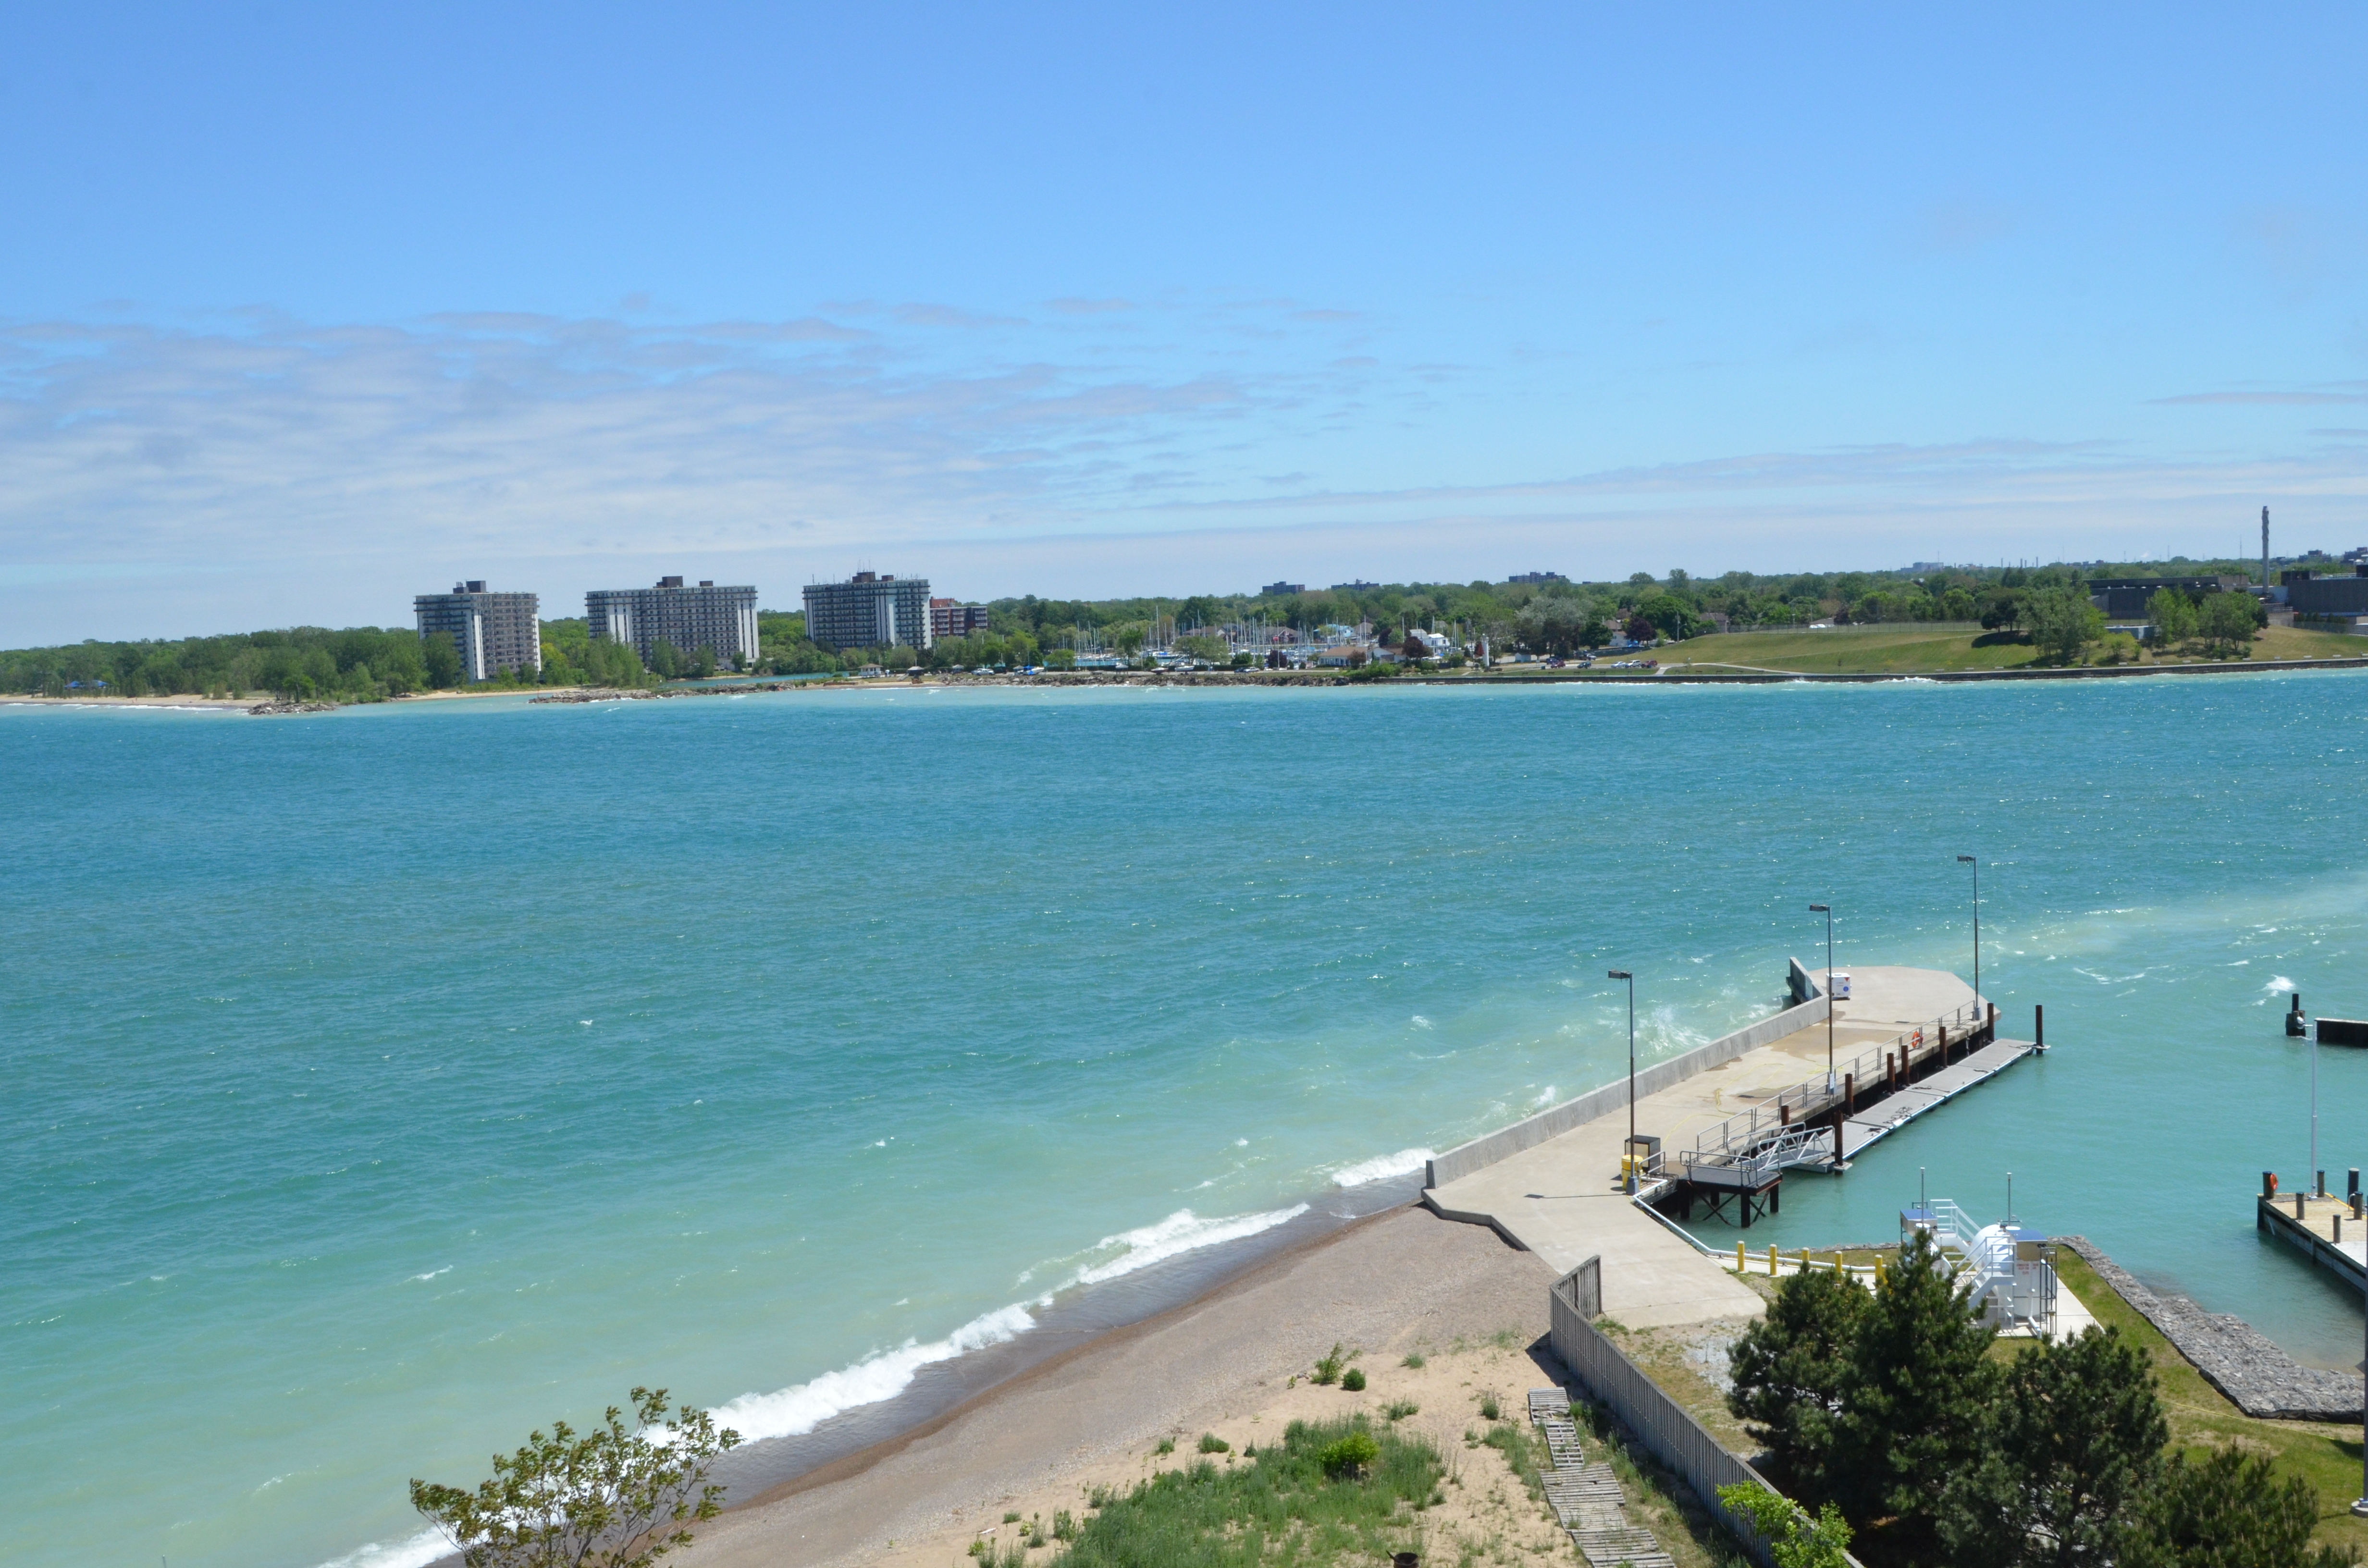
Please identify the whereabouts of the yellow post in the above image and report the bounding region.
[1737,1240,1747,1274]
[1768,1243,1779,1276]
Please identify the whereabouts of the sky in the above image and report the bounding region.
[3,3,2366,642]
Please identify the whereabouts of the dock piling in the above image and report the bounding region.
[2297,1192,2308,1221]
[2265,1171,2280,1198]
[1844,1071,1854,1114]
[2349,1168,2359,1200]
[2035,1003,2045,1052]
[2321,1171,2330,1198]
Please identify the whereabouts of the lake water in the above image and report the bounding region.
[8,674,2368,1568]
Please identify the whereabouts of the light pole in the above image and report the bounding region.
[1809,904,1835,1086]
[1956,855,1980,1013]
[1610,969,1636,1193]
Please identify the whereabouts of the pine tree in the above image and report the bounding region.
[1830,1228,1997,1544]
[1727,1264,1868,1502]
[2120,1445,2358,1568]
[1938,1324,2167,1567]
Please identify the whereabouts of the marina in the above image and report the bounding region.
[1424,961,2045,1328]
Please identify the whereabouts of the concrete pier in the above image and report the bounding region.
[1426,965,2037,1328]
[2257,1188,2368,1291]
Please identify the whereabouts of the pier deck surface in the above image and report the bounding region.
[1428,966,2008,1328]
[2258,1192,2368,1289]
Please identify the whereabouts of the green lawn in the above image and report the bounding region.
[1653,622,2367,675]
[2054,1249,2368,1560]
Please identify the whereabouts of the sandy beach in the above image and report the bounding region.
[679,1206,1571,1568]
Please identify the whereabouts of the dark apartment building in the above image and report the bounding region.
[930,598,990,639]
[414,581,542,682]
[802,572,934,651]
[585,576,760,667]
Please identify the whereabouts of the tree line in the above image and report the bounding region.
[0,617,654,700]
[1727,1231,2350,1568]
[3,556,2279,695]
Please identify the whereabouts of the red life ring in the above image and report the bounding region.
[1913,1029,1924,1048]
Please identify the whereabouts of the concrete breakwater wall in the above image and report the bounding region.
[1426,966,1829,1190]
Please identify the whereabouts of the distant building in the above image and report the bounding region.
[2285,567,2368,618]
[415,581,541,682]
[1259,581,1306,597]
[1332,579,1381,591]
[2086,576,2248,619]
[802,571,934,651]
[1506,571,1567,585]
[586,576,760,667]
[930,598,990,639]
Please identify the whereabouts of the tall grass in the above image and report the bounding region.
[1063,1416,1442,1568]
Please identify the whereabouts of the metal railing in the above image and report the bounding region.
[1687,1001,1992,1169]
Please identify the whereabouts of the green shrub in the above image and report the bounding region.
[1478,1392,1501,1421]
[1342,1368,1367,1392]
[1384,1400,1420,1421]
[1318,1431,1381,1479]
[1401,1352,1426,1369]
[1050,1509,1075,1541]
[1153,1436,1175,1456]
[1197,1433,1230,1454]
[1312,1343,1345,1385]
[1058,1419,1436,1566]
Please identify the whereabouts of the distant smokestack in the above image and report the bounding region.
[2263,505,2271,590]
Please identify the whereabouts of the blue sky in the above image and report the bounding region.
[3,3,2365,640]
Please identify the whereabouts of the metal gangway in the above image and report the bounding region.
[1681,1000,1993,1188]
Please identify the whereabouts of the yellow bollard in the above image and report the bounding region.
[1768,1244,1779,1277]
[1737,1240,1747,1274]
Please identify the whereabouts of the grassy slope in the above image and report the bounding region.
[2053,1249,2368,1559]
[1655,623,2367,675]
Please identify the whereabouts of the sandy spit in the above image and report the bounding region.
[677,1207,1559,1568]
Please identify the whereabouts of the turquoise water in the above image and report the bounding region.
[8,676,2368,1568]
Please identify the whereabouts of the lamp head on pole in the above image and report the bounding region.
[1957,855,1975,865]
[1607,969,1632,981]
[1808,904,1829,914]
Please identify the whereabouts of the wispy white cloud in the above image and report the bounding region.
[4,304,2366,642]
[2152,383,2368,406]
[0,308,1362,577]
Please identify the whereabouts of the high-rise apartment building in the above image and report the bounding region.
[930,597,990,639]
[802,572,933,651]
[585,576,760,668]
[414,581,542,682]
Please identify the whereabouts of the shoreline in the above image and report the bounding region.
[409,1171,1429,1568]
[676,1202,1562,1568]
[12,652,2367,718]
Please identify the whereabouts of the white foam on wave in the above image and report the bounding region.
[708,1302,1037,1444]
[1328,1148,1436,1188]
[315,1527,451,1568]
[1069,1204,1309,1287]
[2267,975,2296,993]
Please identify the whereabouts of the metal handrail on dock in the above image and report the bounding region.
[1687,1000,1991,1172]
